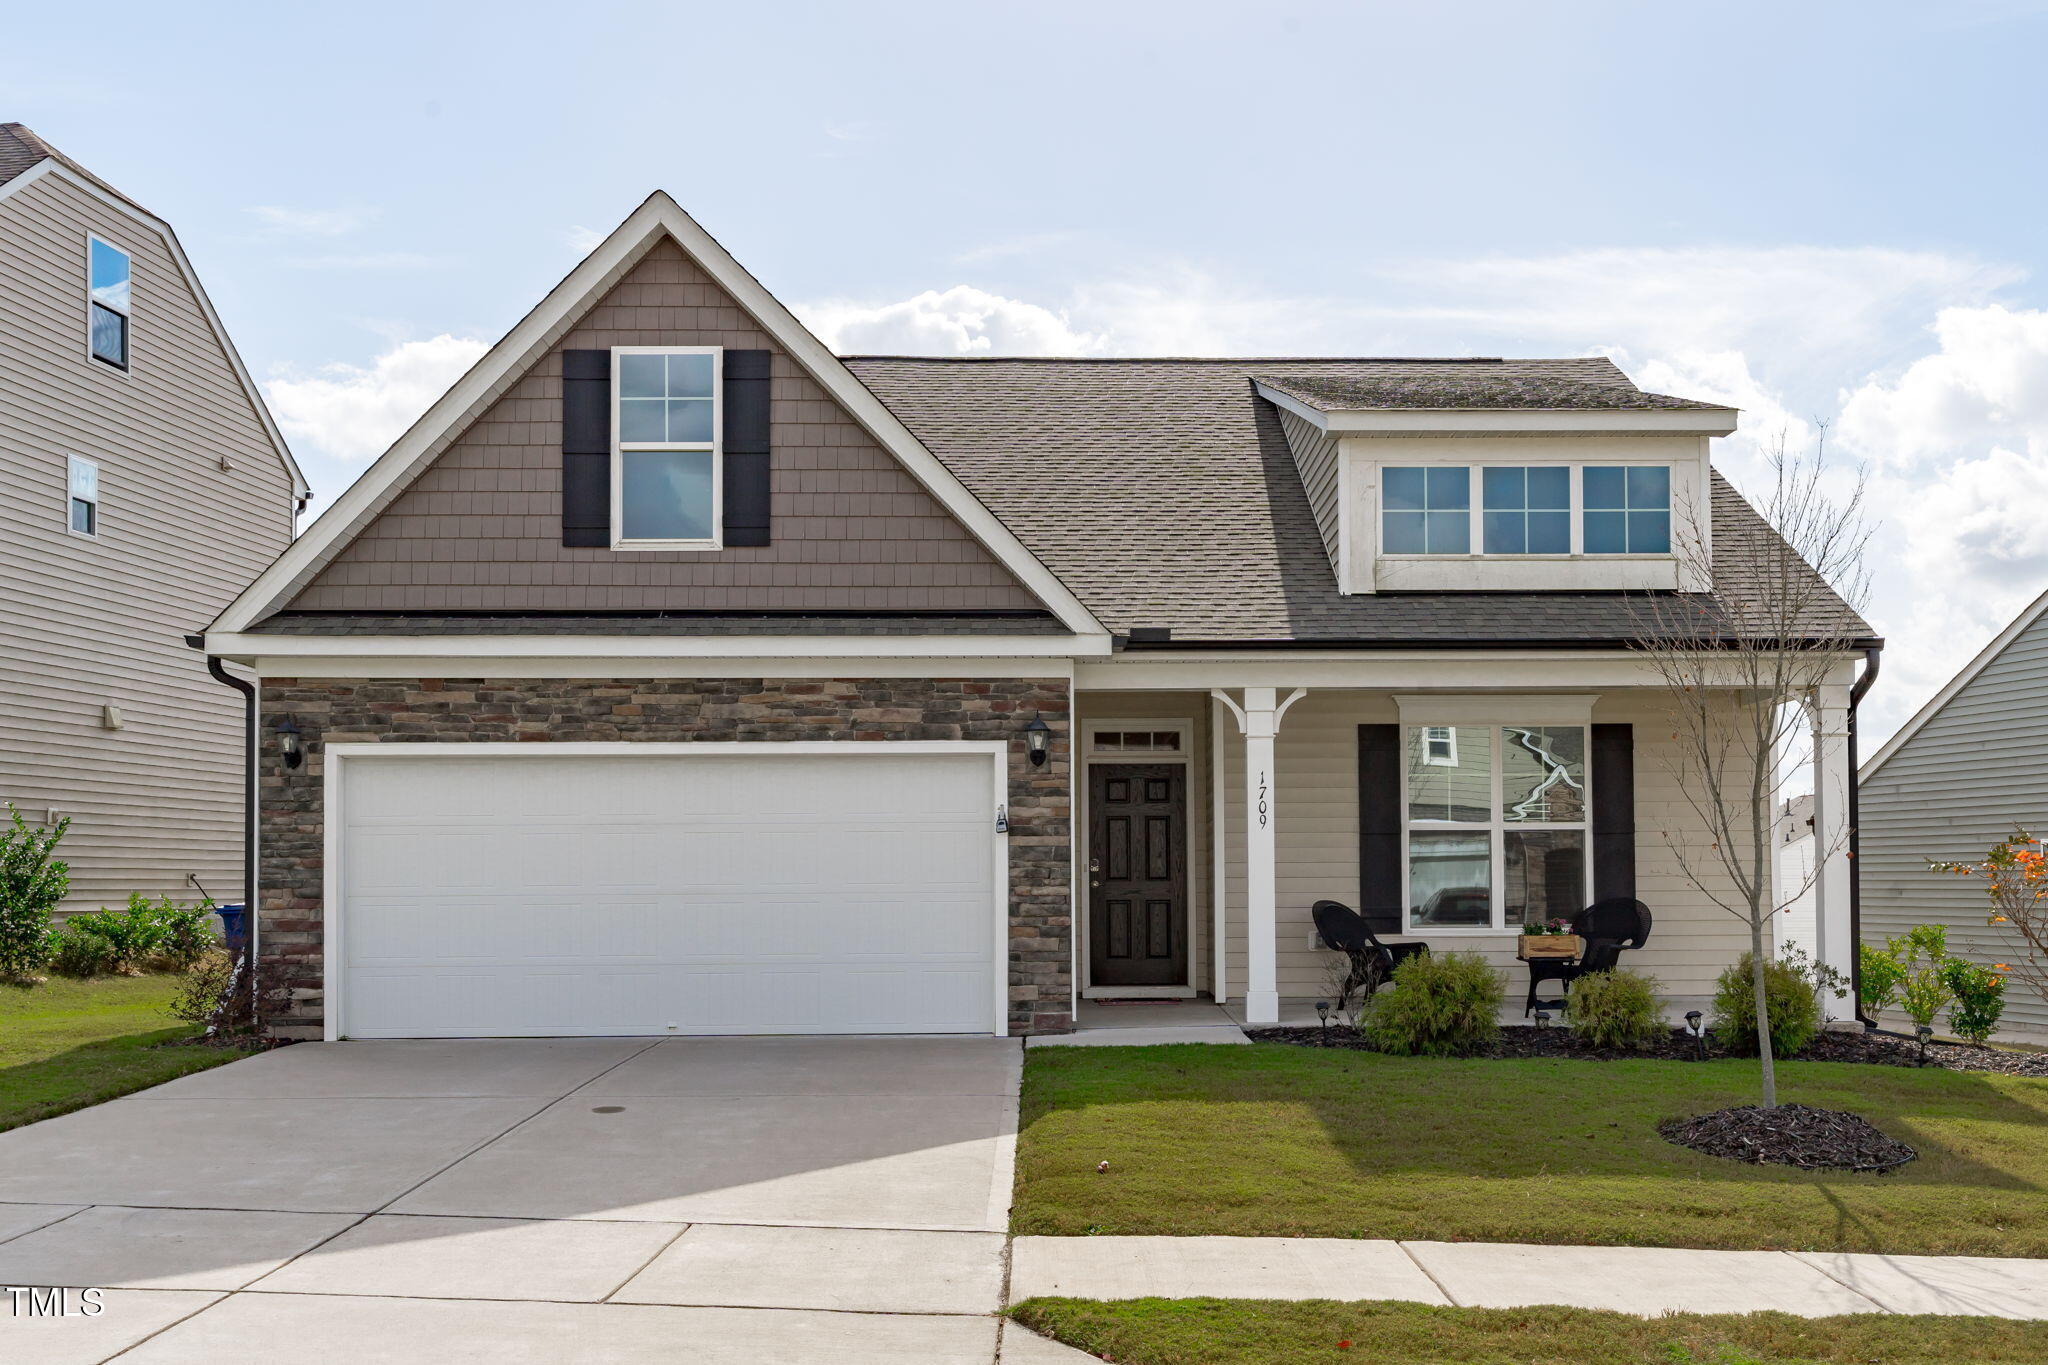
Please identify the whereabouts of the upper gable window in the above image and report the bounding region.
[88,236,131,370]
[1382,467,1470,554]
[611,346,721,549]
[1583,466,1671,554]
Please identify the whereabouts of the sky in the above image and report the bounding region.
[9,0,2048,748]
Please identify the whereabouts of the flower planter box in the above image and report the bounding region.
[1517,935,1582,960]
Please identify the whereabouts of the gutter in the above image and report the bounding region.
[187,635,256,1007]
[1847,643,1882,1029]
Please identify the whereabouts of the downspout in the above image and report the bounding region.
[188,636,256,1006]
[1847,643,1882,1029]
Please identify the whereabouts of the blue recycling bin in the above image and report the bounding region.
[215,903,248,953]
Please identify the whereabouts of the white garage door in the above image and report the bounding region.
[335,750,1000,1038]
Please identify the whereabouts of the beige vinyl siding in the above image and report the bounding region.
[1075,692,1214,992]
[1861,611,2048,1036]
[289,239,1036,613]
[0,171,295,911]
[1214,690,1752,1001]
[1276,406,1341,573]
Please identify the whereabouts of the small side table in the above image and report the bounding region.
[1522,952,1581,1016]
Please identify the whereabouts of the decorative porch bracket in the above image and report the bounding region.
[1807,683,1855,1022]
[1211,687,1308,1025]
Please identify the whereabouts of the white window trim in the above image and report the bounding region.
[85,232,131,375]
[66,455,100,539]
[609,344,722,552]
[1082,719,1194,762]
[1398,719,1593,935]
[1378,462,1675,562]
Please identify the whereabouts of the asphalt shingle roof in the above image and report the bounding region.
[1257,368,1725,412]
[842,356,1874,646]
[247,613,1070,638]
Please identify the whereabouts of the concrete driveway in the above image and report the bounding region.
[0,1036,1083,1363]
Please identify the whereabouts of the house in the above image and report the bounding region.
[198,192,1875,1040]
[1861,588,2048,1037]
[0,124,306,914]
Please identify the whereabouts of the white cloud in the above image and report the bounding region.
[248,205,369,236]
[799,286,1108,355]
[264,334,489,462]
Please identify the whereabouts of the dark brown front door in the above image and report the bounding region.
[1088,763,1189,988]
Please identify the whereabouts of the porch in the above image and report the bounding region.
[1069,672,1856,1030]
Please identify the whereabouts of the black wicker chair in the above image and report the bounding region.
[1312,899,1431,1011]
[1524,897,1654,1015]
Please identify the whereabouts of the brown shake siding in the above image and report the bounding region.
[286,239,1036,613]
[258,677,1073,1037]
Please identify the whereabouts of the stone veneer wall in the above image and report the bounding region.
[258,677,1072,1037]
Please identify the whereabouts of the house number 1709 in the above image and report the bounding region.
[1256,771,1269,828]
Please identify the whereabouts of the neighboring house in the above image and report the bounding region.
[1861,588,2048,1036]
[1774,794,1816,958]
[199,192,1875,1040]
[0,124,306,914]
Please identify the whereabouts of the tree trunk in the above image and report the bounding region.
[1750,918,1778,1109]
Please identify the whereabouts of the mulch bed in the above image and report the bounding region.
[1245,1024,2048,1076]
[1659,1103,1918,1172]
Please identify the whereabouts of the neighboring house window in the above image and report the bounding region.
[1481,466,1571,554]
[1382,466,1470,554]
[1583,466,1671,554]
[68,456,99,535]
[612,346,721,548]
[1405,724,1588,931]
[88,236,131,370]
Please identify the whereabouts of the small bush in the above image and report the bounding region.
[1943,958,2007,1044]
[1360,951,1501,1057]
[48,923,121,978]
[0,802,69,981]
[143,898,216,971]
[167,947,242,1029]
[1894,925,1954,1029]
[1709,952,1821,1058]
[1567,967,1666,1050]
[1858,941,1906,1021]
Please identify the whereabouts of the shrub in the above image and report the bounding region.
[1360,951,1501,1057]
[1566,967,1666,1050]
[48,923,120,978]
[142,898,216,971]
[1893,924,1954,1029]
[1942,957,2007,1044]
[0,802,69,981]
[167,947,243,1030]
[54,895,168,976]
[1709,952,1822,1058]
[1859,941,1906,1021]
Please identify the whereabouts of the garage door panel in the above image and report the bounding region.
[338,753,1000,1038]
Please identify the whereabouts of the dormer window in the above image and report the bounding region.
[1379,463,1673,559]
[1382,467,1470,554]
[1583,466,1671,554]
[611,346,722,549]
[1481,467,1570,554]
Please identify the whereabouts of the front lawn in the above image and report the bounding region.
[0,975,257,1132]
[1015,1044,2048,1255]
[1010,1298,2048,1365]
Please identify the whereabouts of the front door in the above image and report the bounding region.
[1088,763,1188,988]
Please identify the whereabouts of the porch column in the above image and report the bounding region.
[1809,684,1855,1022]
[1212,687,1307,1026]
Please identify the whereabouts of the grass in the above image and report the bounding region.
[1015,1044,2048,1255]
[1008,1298,2048,1364]
[0,974,257,1132]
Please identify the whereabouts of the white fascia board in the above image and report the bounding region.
[244,655,1079,680]
[1077,650,1852,691]
[206,629,1106,661]
[210,192,1104,637]
[0,160,310,502]
[1862,586,2048,781]
[1253,383,1333,430]
[1324,408,1738,436]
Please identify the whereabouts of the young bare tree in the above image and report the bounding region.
[1629,430,1873,1108]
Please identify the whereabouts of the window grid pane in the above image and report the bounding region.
[1584,465,1671,554]
[618,352,717,445]
[1383,467,1471,555]
[619,450,715,541]
[1405,723,1589,932]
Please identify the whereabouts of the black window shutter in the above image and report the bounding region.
[1357,724,1403,934]
[722,349,772,547]
[1590,723,1637,902]
[560,349,611,548]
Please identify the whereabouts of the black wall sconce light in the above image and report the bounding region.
[275,715,304,769]
[1023,713,1052,768]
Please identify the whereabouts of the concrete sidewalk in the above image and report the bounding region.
[1008,1235,2048,1320]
